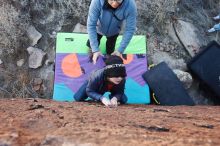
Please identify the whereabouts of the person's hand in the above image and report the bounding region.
[110,97,118,107]
[92,51,103,64]
[101,96,112,107]
[111,50,121,56]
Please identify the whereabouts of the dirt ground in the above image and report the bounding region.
[0,98,220,146]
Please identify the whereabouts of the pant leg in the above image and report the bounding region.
[86,34,103,62]
[106,33,119,55]
[74,80,89,101]
[119,94,128,104]
[86,33,103,50]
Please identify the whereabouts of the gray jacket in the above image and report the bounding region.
[87,0,137,53]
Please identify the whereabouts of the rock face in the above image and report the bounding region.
[0,0,219,103]
[172,20,204,57]
[151,51,187,70]
[173,69,193,89]
[73,23,87,33]
[17,59,25,67]
[0,98,220,146]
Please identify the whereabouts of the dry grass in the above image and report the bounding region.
[29,0,90,23]
[0,1,30,62]
[136,0,179,33]
[152,0,179,33]
[0,2,20,50]
[0,68,33,98]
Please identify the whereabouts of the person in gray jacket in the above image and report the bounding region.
[87,0,137,64]
[74,55,127,107]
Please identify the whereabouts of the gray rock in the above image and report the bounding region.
[159,43,166,51]
[0,59,3,65]
[27,47,46,69]
[152,51,187,70]
[169,20,202,57]
[16,59,24,67]
[49,31,57,39]
[27,26,42,46]
[164,47,171,52]
[73,23,87,33]
[45,59,54,66]
[173,69,193,89]
[148,26,155,34]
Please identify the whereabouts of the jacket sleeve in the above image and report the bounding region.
[111,79,126,100]
[87,0,101,52]
[86,72,103,101]
[118,0,137,53]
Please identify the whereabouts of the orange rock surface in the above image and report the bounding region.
[0,98,219,146]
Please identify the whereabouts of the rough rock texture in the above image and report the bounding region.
[73,23,87,33]
[173,69,193,89]
[0,98,220,146]
[16,59,25,67]
[0,1,220,145]
[151,51,187,70]
[27,26,42,46]
[0,0,220,103]
[27,47,46,69]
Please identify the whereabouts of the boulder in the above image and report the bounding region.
[168,20,204,57]
[27,47,46,69]
[173,69,193,89]
[27,26,42,46]
[73,23,87,33]
[151,51,187,70]
[17,59,24,67]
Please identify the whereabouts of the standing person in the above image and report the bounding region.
[87,0,137,64]
[74,55,127,107]
[208,13,220,33]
